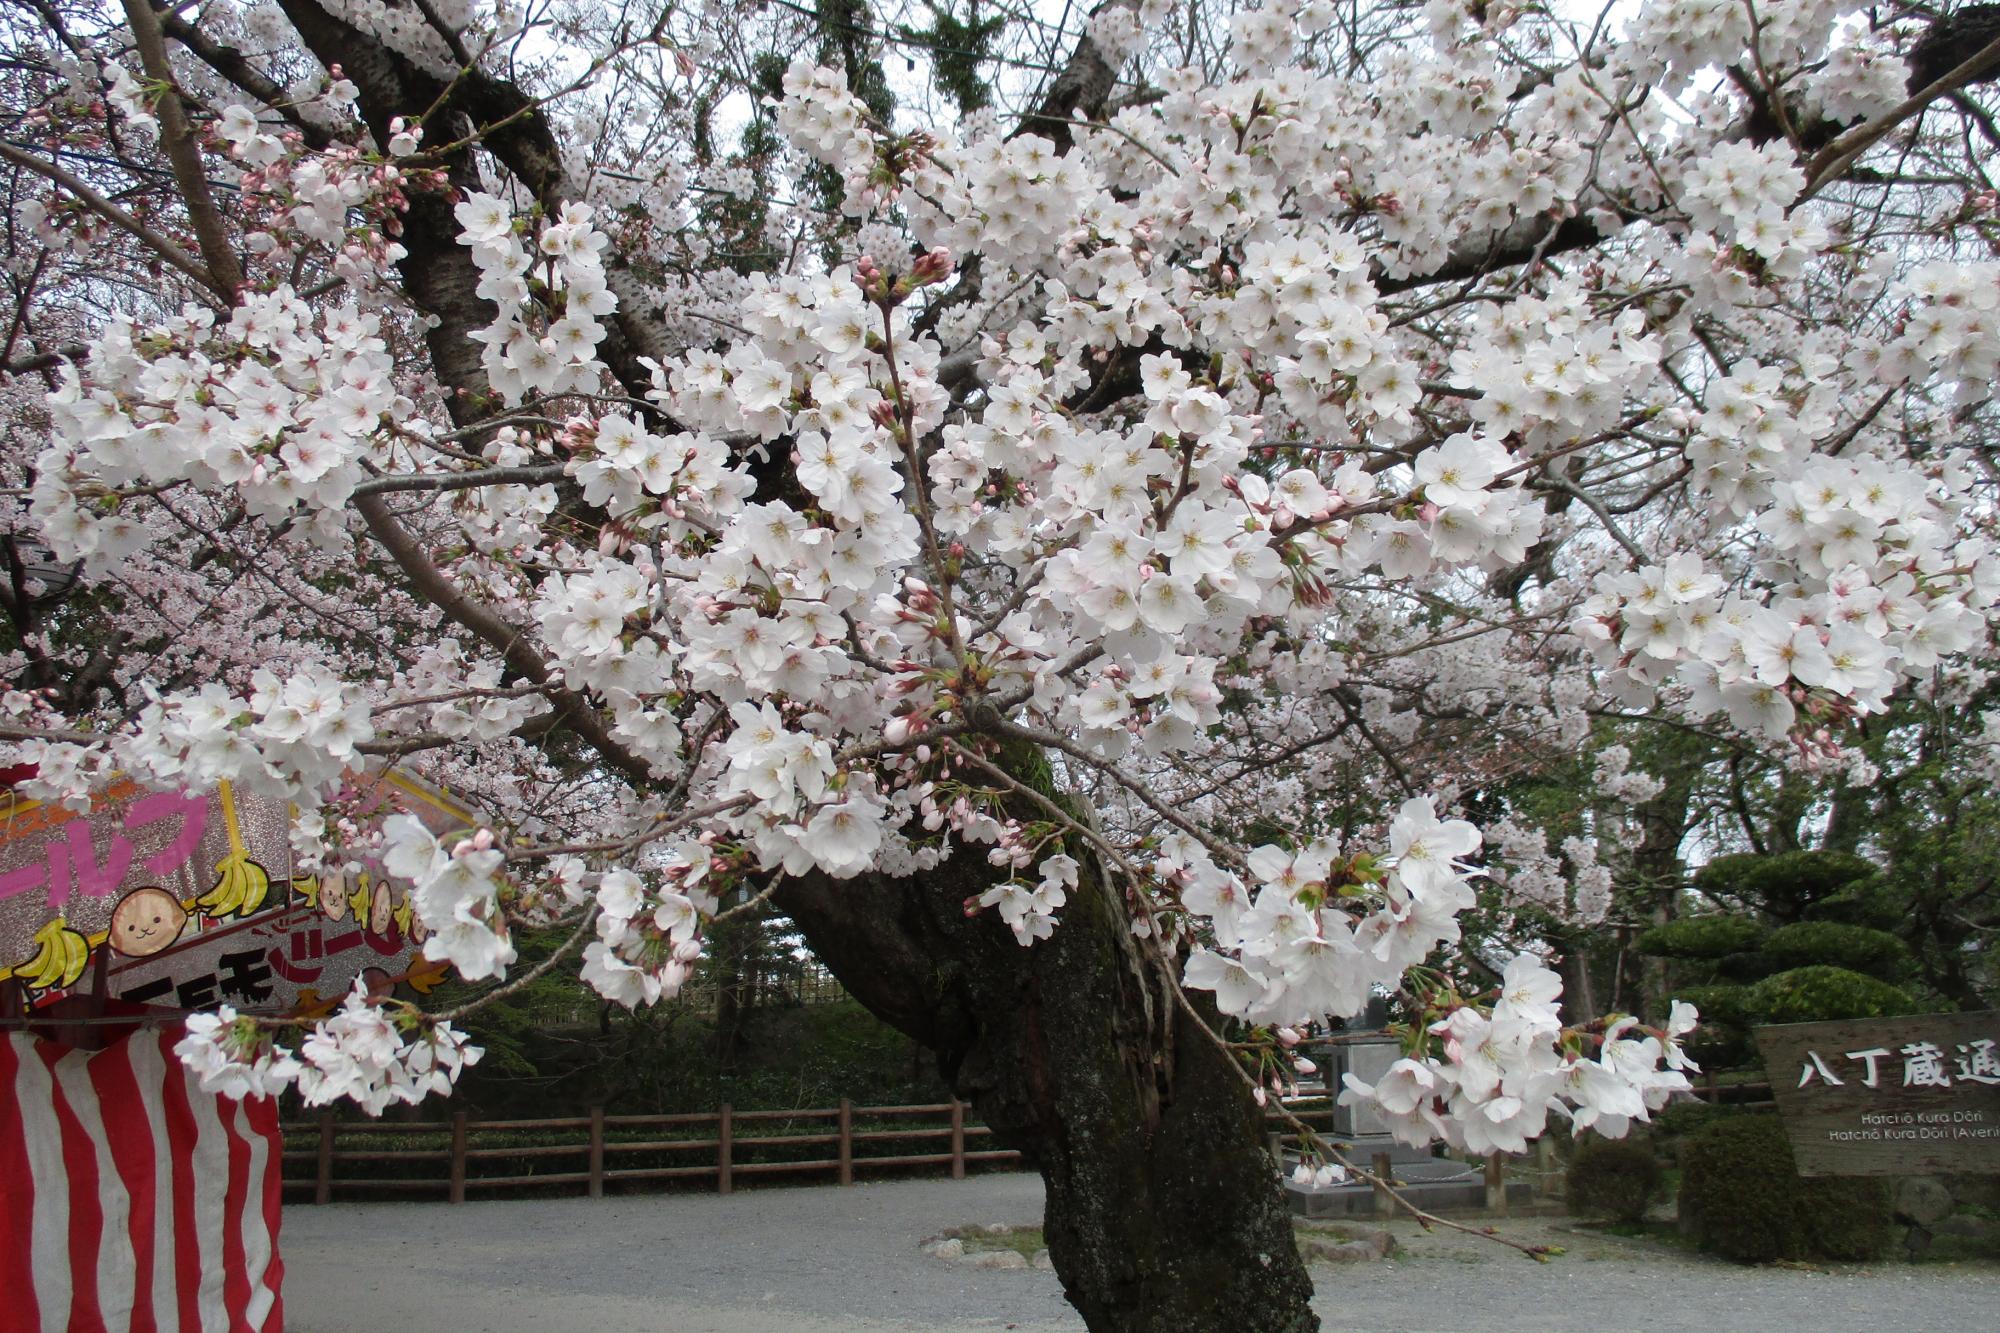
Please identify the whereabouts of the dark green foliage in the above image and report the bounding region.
[1679,1116,1893,1263]
[898,0,1005,115]
[1695,850,1877,921]
[1648,1099,1729,1157]
[1744,965,1917,1025]
[1799,880,1904,932]
[1713,949,1776,980]
[1763,921,1910,980]
[1674,983,1752,1029]
[1567,1137,1663,1225]
[1635,915,1768,960]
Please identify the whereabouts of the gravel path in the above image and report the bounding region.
[281,1173,1999,1332]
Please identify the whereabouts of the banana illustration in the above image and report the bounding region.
[15,917,89,991]
[195,781,271,919]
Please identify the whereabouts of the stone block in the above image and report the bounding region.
[1894,1175,1954,1227]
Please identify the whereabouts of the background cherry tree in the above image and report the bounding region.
[3,0,1998,1328]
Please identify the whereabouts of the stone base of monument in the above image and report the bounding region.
[1281,1150,1537,1218]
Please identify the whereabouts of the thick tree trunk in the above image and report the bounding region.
[778,842,1318,1333]
[1626,766,1698,1018]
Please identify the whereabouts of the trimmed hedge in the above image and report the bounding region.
[1567,1137,1662,1225]
[1762,921,1909,980]
[1678,1115,1893,1263]
[1744,965,1917,1025]
[1695,850,1877,917]
[1634,915,1768,960]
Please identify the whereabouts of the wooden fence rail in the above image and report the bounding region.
[284,1098,1342,1204]
[1697,1073,1775,1106]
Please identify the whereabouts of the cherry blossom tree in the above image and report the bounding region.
[5,0,2000,1328]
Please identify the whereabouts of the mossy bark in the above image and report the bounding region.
[778,837,1318,1333]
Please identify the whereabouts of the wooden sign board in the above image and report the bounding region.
[1755,1011,2000,1177]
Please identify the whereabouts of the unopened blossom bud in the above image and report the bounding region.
[909,247,954,283]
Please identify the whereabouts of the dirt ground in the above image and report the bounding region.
[280,1173,2000,1332]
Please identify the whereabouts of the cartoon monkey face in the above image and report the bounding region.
[109,887,188,957]
[369,881,394,935]
[317,870,350,922]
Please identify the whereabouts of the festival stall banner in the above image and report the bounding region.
[97,770,478,1016]
[0,781,291,998]
[103,892,452,1018]
[2,769,475,1017]
[0,1023,284,1332]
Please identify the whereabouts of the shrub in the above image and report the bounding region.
[1670,983,1755,1066]
[1673,983,1752,1028]
[1762,921,1909,980]
[1696,851,1877,919]
[1634,915,1768,960]
[1678,1115,1893,1263]
[1800,884,1903,932]
[1744,965,1917,1025]
[1713,949,1777,981]
[1651,1099,1727,1139]
[1567,1137,1662,1225]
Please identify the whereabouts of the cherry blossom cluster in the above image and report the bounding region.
[976,853,1077,945]
[579,844,716,1008]
[381,814,516,982]
[1481,819,1614,925]
[175,982,481,1113]
[37,288,405,570]
[1336,956,1697,1155]
[1177,798,1487,1027]
[458,193,618,405]
[774,61,885,216]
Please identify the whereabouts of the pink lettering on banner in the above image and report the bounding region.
[43,836,70,911]
[65,820,134,899]
[126,790,208,876]
[0,790,207,911]
[0,859,44,904]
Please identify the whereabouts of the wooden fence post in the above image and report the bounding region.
[717,1103,733,1195]
[588,1106,605,1199]
[1536,1135,1558,1199]
[1484,1155,1507,1215]
[449,1110,468,1205]
[950,1099,966,1179]
[314,1110,334,1206]
[1372,1151,1395,1219]
[837,1098,853,1186]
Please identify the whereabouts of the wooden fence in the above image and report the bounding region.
[286,1098,1342,1204]
[1695,1073,1775,1106]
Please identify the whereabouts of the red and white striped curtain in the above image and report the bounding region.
[0,1026,284,1332]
